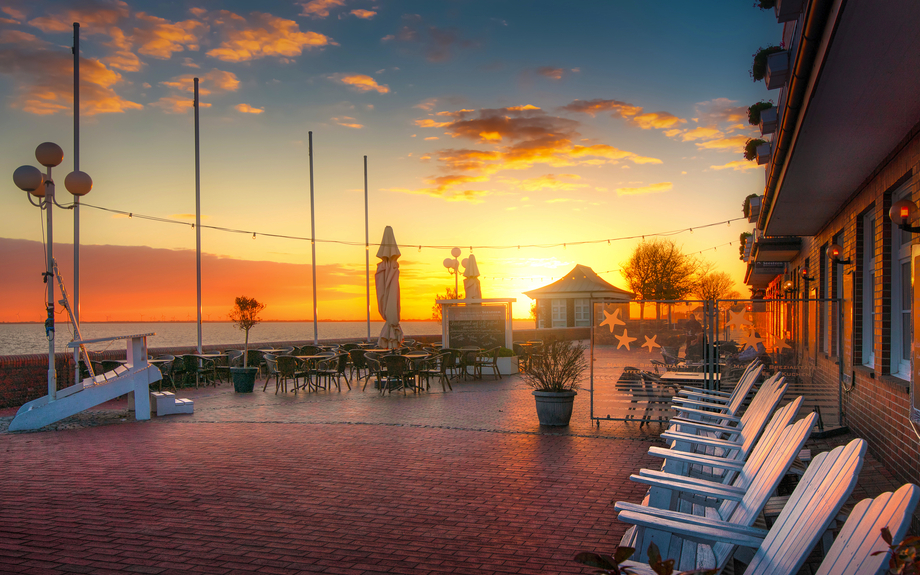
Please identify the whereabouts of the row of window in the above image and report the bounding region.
[548,299,593,328]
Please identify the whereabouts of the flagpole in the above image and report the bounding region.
[194,77,202,353]
[364,155,370,342]
[309,131,318,345]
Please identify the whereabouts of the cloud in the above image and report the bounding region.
[402,105,661,202]
[0,38,142,115]
[508,174,590,193]
[206,11,336,62]
[332,116,363,128]
[615,182,673,196]
[299,0,346,19]
[28,0,130,32]
[132,12,207,59]
[694,135,750,151]
[235,103,263,114]
[152,69,238,113]
[415,97,438,111]
[536,66,565,80]
[424,136,439,140]
[694,97,749,125]
[679,126,723,142]
[561,97,687,132]
[349,9,377,19]
[328,73,389,94]
[709,160,760,172]
[383,14,474,62]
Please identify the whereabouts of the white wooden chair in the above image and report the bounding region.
[675,359,762,404]
[616,439,867,573]
[669,371,780,432]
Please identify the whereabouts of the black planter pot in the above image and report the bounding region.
[231,367,258,393]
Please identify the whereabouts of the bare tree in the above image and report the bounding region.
[694,271,741,302]
[431,287,461,321]
[620,238,702,318]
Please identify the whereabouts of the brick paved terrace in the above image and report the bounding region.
[0,371,910,574]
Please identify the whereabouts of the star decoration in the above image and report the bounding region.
[773,339,791,352]
[641,335,661,353]
[739,330,764,351]
[599,308,626,333]
[616,329,638,351]
[727,309,752,330]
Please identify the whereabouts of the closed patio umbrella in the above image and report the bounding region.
[375,226,403,349]
[463,254,482,300]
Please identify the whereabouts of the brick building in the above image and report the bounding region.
[743,1,920,486]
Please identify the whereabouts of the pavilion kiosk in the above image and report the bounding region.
[436,298,515,350]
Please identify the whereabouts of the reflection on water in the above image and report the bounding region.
[0,320,535,356]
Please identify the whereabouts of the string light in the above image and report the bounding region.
[79,202,745,251]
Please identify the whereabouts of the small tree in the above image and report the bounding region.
[229,296,265,368]
[431,287,461,321]
[694,271,741,302]
[620,238,702,318]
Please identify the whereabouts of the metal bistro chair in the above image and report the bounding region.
[275,355,307,393]
[348,348,370,383]
[459,347,481,380]
[313,353,350,391]
[153,355,177,392]
[419,352,452,392]
[475,347,502,380]
[382,355,414,395]
[362,353,386,392]
[262,354,280,392]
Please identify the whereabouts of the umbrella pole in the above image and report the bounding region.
[365,155,370,342]
[309,131,318,345]
[194,77,202,354]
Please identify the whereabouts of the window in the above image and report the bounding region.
[862,210,876,367]
[831,232,843,357]
[574,299,590,326]
[891,185,912,378]
[551,299,566,328]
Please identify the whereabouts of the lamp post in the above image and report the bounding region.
[12,142,92,400]
[442,247,461,298]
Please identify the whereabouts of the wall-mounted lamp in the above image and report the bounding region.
[800,267,814,282]
[889,199,920,233]
[783,279,796,294]
[828,243,851,265]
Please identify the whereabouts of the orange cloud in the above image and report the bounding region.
[299,0,346,19]
[679,126,723,142]
[329,73,389,93]
[350,9,377,19]
[206,11,336,62]
[710,160,760,172]
[415,118,451,128]
[332,116,363,128]
[152,69,238,113]
[694,135,750,151]
[509,174,589,192]
[0,40,142,115]
[561,98,687,132]
[615,182,673,196]
[235,103,264,114]
[132,12,206,59]
[630,111,685,130]
[28,0,129,32]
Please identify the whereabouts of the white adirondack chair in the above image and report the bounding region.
[812,483,919,575]
[616,413,817,566]
[670,362,764,420]
[616,439,867,573]
[675,359,762,403]
[649,396,803,489]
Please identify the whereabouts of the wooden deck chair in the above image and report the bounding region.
[649,395,803,489]
[668,371,782,432]
[616,439,866,572]
[675,359,762,403]
[614,414,821,566]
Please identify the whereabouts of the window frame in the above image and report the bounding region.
[862,210,876,368]
[890,183,912,379]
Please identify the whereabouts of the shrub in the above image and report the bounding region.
[744,138,767,161]
[521,339,587,392]
[751,46,783,81]
[748,101,774,125]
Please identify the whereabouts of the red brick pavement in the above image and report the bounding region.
[0,421,659,575]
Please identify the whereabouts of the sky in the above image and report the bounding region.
[0,0,781,323]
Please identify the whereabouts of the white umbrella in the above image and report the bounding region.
[375,226,403,349]
[463,254,482,300]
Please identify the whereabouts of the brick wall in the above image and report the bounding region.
[767,125,920,490]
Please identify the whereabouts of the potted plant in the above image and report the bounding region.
[747,101,773,126]
[739,232,753,260]
[229,295,265,393]
[751,46,783,81]
[496,346,519,375]
[521,339,587,426]
[743,138,767,161]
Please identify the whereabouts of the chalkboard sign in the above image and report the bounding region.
[447,306,506,349]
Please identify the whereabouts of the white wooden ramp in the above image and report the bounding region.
[8,334,161,432]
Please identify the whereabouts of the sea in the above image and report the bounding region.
[0,320,535,356]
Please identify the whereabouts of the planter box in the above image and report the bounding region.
[497,356,519,375]
[760,107,778,135]
[747,195,763,222]
[775,0,803,23]
[765,51,789,90]
[756,143,772,166]
[532,391,576,426]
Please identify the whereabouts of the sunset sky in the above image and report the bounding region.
[0,0,779,323]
